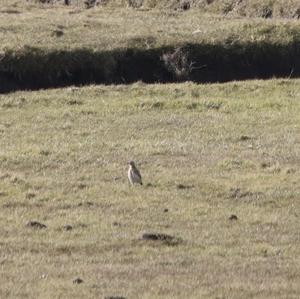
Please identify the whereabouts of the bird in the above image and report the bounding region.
[128,161,143,186]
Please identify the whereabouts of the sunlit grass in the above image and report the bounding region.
[1,1,300,52]
[0,79,299,298]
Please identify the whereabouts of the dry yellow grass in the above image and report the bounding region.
[0,2,300,298]
[1,0,300,52]
[0,79,299,298]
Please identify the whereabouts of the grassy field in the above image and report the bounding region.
[1,1,300,52]
[0,79,300,298]
[1,1,300,298]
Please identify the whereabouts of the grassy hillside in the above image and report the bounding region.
[0,79,299,298]
[1,1,300,52]
[1,1,300,91]
[16,0,300,18]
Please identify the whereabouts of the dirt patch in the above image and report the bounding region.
[177,184,194,190]
[26,221,47,229]
[73,277,84,284]
[141,232,182,246]
[229,214,238,221]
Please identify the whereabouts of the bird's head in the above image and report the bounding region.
[128,161,135,167]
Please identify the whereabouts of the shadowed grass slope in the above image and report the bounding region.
[19,0,300,19]
[2,4,300,90]
[2,41,300,92]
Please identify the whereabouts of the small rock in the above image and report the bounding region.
[229,214,238,221]
[52,30,64,37]
[163,208,169,213]
[67,100,83,105]
[142,233,171,241]
[84,0,97,9]
[78,201,94,207]
[181,1,190,10]
[63,225,73,231]
[73,278,84,284]
[105,297,126,299]
[177,184,193,190]
[40,150,50,156]
[239,135,251,141]
[141,233,181,246]
[261,162,271,168]
[26,221,47,229]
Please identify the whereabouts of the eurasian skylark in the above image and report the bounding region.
[128,161,143,185]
